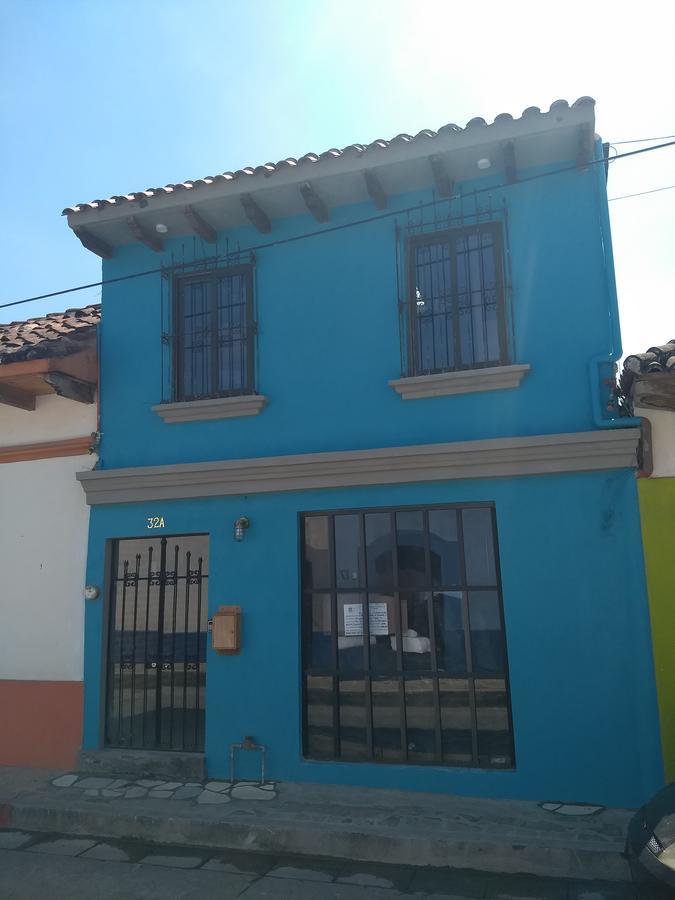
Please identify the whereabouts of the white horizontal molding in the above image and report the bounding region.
[152,394,268,423]
[389,364,531,400]
[77,428,641,506]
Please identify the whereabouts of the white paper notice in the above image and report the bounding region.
[343,602,390,636]
[368,602,389,635]
[343,604,364,636]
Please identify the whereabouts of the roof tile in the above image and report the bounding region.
[0,304,100,364]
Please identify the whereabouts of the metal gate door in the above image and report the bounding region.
[105,534,208,752]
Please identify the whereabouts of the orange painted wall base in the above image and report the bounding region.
[0,680,83,769]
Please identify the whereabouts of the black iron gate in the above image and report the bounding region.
[105,534,208,752]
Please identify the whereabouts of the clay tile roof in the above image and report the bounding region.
[618,340,675,414]
[0,304,100,364]
[62,97,595,216]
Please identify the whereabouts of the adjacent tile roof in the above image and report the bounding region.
[618,341,675,414]
[63,97,595,216]
[0,304,100,364]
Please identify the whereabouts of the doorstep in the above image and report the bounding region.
[78,749,205,781]
[0,767,633,883]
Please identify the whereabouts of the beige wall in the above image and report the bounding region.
[0,395,96,681]
[636,405,675,478]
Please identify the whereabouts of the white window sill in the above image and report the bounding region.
[389,364,530,400]
[152,394,268,424]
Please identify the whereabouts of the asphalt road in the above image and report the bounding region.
[0,829,669,899]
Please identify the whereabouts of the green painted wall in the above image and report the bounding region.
[640,477,675,782]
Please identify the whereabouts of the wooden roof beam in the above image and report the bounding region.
[73,227,113,259]
[502,140,517,183]
[184,205,217,243]
[364,169,387,210]
[127,215,164,252]
[0,383,35,411]
[241,194,272,234]
[429,155,454,198]
[44,372,96,405]
[300,182,329,223]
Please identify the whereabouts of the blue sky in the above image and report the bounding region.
[1,0,673,355]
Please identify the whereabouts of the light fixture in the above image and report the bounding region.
[155,223,169,234]
[84,585,100,601]
[234,516,250,541]
[477,157,492,170]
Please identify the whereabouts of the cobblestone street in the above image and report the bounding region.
[0,828,670,900]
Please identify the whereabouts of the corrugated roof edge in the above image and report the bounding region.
[63,97,595,216]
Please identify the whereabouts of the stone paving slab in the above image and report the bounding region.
[25,837,96,856]
[0,830,33,850]
[80,842,131,862]
[140,852,204,868]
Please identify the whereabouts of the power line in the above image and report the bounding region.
[612,134,675,145]
[609,184,675,202]
[3,136,675,314]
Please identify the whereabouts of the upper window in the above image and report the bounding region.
[407,224,508,376]
[173,265,254,402]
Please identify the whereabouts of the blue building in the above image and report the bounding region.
[67,97,663,807]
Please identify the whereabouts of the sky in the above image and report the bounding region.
[0,0,673,357]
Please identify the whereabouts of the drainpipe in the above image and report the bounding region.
[589,139,641,429]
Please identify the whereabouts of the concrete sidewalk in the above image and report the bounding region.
[0,768,635,884]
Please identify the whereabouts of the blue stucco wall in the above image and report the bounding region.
[83,469,663,808]
[96,158,613,470]
[79,145,664,807]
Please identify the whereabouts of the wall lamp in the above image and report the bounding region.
[234,516,250,542]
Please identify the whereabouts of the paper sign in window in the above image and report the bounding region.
[343,602,389,636]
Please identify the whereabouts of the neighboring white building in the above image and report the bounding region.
[0,305,99,768]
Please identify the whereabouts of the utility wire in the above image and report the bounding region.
[3,136,675,314]
[609,184,675,202]
[612,134,675,145]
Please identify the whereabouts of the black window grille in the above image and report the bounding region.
[407,224,508,375]
[174,265,254,401]
[301,505,514,769]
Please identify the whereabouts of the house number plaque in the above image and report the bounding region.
[146,516,166,529]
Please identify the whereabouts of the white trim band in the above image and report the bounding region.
[152,394,268,423]
[389,365,531,399]
[77,428,640,505]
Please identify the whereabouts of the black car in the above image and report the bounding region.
[627,782,675,887]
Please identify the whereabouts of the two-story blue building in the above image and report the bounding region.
[66,97,663,808]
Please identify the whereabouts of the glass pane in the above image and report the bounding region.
[339,677,368,760]
[439,678,473,765]
[462,508,496,586]
[405,676,437,762]
[433,592,466,673]
[396,511,427,588]
[401,592,432,671]
[217,272,248,393]
[303,517,330,589]
[305,675,335,759]
[372,677,402,761]
[428,509,460,586]
[180,279,212,399]
[308,594,332,669]
[337,593,365,672]
[365,513,393,590]
[476,678,512,767]
[335,514,363,589]
[368,593,397,675]
[469,591,504,674]
[413,240,454,373]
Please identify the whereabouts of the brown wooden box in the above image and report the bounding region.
[211,605,241,655]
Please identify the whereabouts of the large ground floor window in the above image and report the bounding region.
[301,504,514,768]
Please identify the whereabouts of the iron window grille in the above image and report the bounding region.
[406,223,508,376]
[301,504,514,769]
[172,264,255,401]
